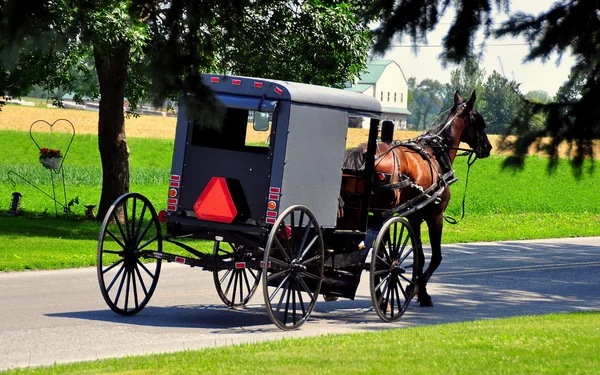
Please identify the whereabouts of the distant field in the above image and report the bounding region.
[2,104,598,157]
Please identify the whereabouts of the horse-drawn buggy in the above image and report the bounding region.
[97,74,491,330]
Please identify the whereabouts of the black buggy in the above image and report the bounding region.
[97,74,423,330]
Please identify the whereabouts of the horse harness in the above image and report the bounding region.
[371,136,458,216]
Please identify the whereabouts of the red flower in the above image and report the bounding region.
[39,148,61,159]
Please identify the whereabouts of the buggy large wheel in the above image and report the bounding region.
[370,216,419,322]
[97,193,162,316]
[213,242,262,308]
[262,205,324,330]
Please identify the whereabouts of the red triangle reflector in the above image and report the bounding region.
[194,177,237,223]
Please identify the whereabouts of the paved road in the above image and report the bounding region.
[1,237,599,370]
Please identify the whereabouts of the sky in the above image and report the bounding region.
[380,0,575,96]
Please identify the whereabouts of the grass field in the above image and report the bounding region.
[1,312,599,374]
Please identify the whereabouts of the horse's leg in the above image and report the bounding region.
[407,217,423,300]
[418,214,444,307]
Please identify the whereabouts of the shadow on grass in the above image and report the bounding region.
[0,214,100,239]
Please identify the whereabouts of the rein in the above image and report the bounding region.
[444,151,478,225]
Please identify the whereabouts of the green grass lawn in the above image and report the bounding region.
[0,129,599,271]
[2,312,599,374]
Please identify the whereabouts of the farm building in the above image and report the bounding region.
[345,60,411,129]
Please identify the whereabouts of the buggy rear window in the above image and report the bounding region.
[190,107,273,153]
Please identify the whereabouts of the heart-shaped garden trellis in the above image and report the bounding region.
[29,119,75,173]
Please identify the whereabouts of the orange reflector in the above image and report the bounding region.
[169,188,178,197]
[194,177,237,223]
[267,201,277,210]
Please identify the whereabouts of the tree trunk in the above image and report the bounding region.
[94,44,130,220]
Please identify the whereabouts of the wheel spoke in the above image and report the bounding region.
[300,254,321,266]
[238,270,244,304]
[122,201,132,244]
[131,268,140,309]
[102,258,124,274]
[268,273,288,300]
[273,237,292,263]
[299,270,320,281]
[136,260,157,280]
[376,254,390,268]
[113,266,128,306]
[280,222,294,261]
[136,219,154,247]
[298,235,318,261]
[103,249,124,255]
[247,267,258,282]
[106,229,126,249]
[291,279,297,325]
[274,279,290,312]
[373,269,389,277]
[384,280,392,316]
[266,256,288,269]
[375,274,391,295]
[395,224,406,257]
[242,270,252,295]
[134,202,148,241]
[296,286,306,316]
[138,235,158,251]
[281,281,292,325]
[398,247,414,264]
[297,220,312,259]
[392,222,398,256]
[398,231,411,260]
[383,237,393,262]
[267,269,289,282]
[111,211,128,246]
[219,269,232,285]
[389,279,395,319]
[399,274,414,284]
[224,269,236,296]
[131,198,137,245]
[134,264,149,296]
[124,267,131,311]
[394,279,403,309]
[105,263,126,293]
[297,277,315,303]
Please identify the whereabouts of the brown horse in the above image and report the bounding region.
[344,90,492,306]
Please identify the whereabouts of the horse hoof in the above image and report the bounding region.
[323,294,339,302]
[419,295,434,307]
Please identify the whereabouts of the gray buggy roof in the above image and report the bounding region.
[201,74,382,116]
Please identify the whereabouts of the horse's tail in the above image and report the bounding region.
[343,146,366,170]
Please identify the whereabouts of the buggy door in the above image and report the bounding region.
[178,95,277,222]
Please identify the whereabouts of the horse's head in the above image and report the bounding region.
[452,90,492,158]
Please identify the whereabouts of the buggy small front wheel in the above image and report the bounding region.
[213,242,262,308]
[370,216,419,322]
[262,205,324,330]
[97,193,163,316]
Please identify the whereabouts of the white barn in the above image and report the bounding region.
[345,60,411,129]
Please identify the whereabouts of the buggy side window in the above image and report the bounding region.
[191,108,271,153]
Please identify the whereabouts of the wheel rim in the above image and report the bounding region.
[213,242,262,308]
[97,193,162,316]
[262,205,324,330]
[370,217,418,322]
